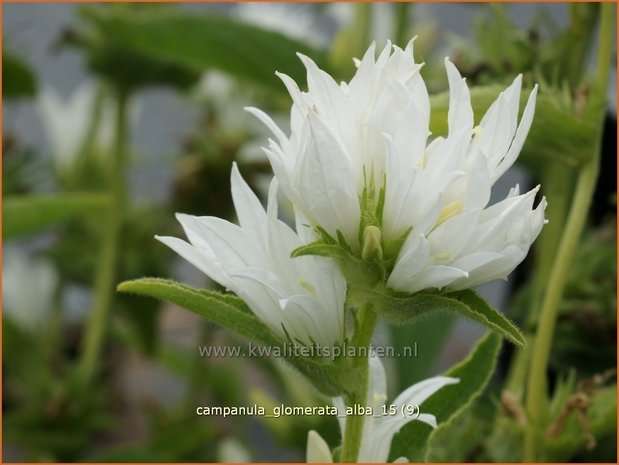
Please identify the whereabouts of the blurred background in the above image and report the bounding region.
[3,2,616,462]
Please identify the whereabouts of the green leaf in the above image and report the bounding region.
[75,8,199,92]
[357,285,525,347]
[390,332,502,461]
[3,51,37,98]
[425,393,496,462]
[447,289,526,348]
[84,10,329,94]
[3,193,110,239]
[117,278,360,396]
[390,313,455,387]
[117,278,280,347]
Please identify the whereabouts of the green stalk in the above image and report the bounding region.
[340,303,377,463]
[505,164,573,395]
[523,152,599,460]
[523,4,613,460]
[394,3,411,48]
[45,276,65,362]
[560,3,599,87]
[527,164,573,328]
[76,90,129,388]
[355,3,372,56]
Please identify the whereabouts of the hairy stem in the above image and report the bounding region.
[340,303,377,462]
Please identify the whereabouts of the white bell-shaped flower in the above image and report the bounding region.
[156,163,347,348]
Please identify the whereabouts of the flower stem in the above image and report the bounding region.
[76,90,128,388]
[523,151,599,460]
[394,3,411,48]
[340,302,377,463]
[523,4,613,460]
[356,3,372,55]
[505,164,573,395]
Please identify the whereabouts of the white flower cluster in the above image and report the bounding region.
[247,40,546,295]
[163,41,545,346]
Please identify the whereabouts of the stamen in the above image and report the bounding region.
[437,200,463,227]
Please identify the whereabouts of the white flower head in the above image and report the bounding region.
[156,163,347,347]
[3,247,58,332]
[39,82,140,171]
[38,83,101,169]
[248,40,547,294]
[308,354,459,463]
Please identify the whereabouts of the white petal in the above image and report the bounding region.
[244,106,288,146]
[230,163,266,232]
[155,235,231,289]
[493,85,538,181]
[405,265,469,293]
[393,376,460,410]
[369,376,458,462]
[297,52,353,146]
[307,430,333,463]
[388,233,430,290]
[427,208,481,259]
[177,214,257,270]
[393,100,430,168]
[448,246,524,290]
[416,413,438,429]
[275,71,308,110]
[297,111,360,243]
[368,354,388,405]
[445,57,473,136]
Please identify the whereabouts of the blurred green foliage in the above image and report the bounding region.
[3,51,37,98]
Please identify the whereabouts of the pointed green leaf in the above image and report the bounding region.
[446,289,526,348]
[117,278,280,346]
[3,193,111,239]
[85,10,330,94]
[358,284,525,347]
[390,332,502,462]
[117,278,359,397]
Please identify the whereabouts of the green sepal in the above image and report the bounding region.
[117,278,361,397]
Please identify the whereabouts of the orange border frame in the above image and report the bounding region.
[0,1,617,465]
